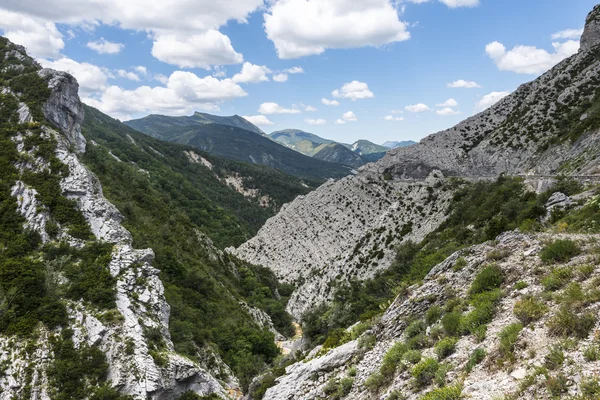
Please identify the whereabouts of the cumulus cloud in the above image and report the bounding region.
[134,66,148,76]
[151,31,243,69]
[439,0,479,7]
[485,40,579,74]
[272,66,303,82]
[84,71,247,120]
[263,0,410,59]
[258,102,301,114]
[305,105,317,111]
[39,57,108,95]
[87,37,124,54]
[436,107,460,115]
[551,28,583,40]
[384,115,404,121]
[335,111,358,124]
[117,69,140,81]
[332,81,374,101]
[154,74,169,84]
[447,79,481,88]
[405,103,430,113]
[305,118,326,125]
[231,62,272,83]
[322,98,340,106]
[0,9,64,58]
[436,98,458,107]
[285,66,304,74]
[273,73,288,82]
[476,91,511,111]
[242,115,274,126]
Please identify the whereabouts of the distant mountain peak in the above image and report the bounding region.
[581,4,600,52]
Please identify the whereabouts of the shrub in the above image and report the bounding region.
[364,371,385,392]
[453,257,467,271]
[411,358,439,387]
[435,337,457,359]
[513,296,548,325]
[584,345,600,361]
[544,345,564,370]
[542,267,573,291]
[418,384,463,400]
[441,312,461,336]
[546,374,568,397]
[434,363,451,387]
[381,342,408,377]
[469,265,503,296]
[459,290,501,335]
[465,348,486,373]
[486,249,510,261]
[406,333,429,350]
[403,349,422,365]
[581,377,600,398]
[322,328,350,351]
[514,281,528,290]
[498,323,523,363]
[547,306,596,339]
[426,305,442,325]
[386,390,406,400]
[358,334,377,349]
[540,240,580,264]
[405,320,426,339]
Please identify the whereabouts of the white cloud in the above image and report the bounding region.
[84,71,248,120]
[436,98,458,107]
[476,91,511,111]
[335,119,346,125]
[258,102,301,114]
[384,115,404,121]
[154,74,169,84]
[405,103,430,113]
[332,81,374,101]
[551,28,583,40]
[135,66,148,76]
[39,57,108,95]
[285,66,304,74]
[436,107,460,115]
[305,118,326,125]
[0,9,64,58]
[439,0,480,8]
[87,37,124,54]
[117,69,140,81]
[305,105,317,111]
[448,79,482,88]
[485,40,579,75]
[322,98,340,106]
[342,111,358,121]
[242,115,274,126]
[151,31,244,69]
[273,73,288,82]
[231,62,272,83]
[263,0,410,59]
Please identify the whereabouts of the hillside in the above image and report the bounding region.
[125,117,351,180]
[383,140,417,149]
[0,36,300,399]
[312,143,365,168]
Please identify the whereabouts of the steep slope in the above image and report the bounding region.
[126,111,265,138]
[124,117,351,180]
[232,5,600,321]
[269,129,333,153]
[0,37,297,399]
[382,140,417,149]
[346,139,389,155]
[312,143,365,168]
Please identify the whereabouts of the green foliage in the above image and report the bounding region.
[452,257,467,271]
[540,239,581,264]
[583,345,600,361]
[514,281,528,290]
[405,320,427,339]
[459,289,502,336]
[425,305,442,325]
[542,266,572,291]
[498,323,522,364]
[544,345,565,370]
[322,377,354,400]
[418,384,463,400]
[547,306,596,338]
[469,265,503,296]
[580,377,600,399]
[403,349,422,365]
[381,342,408,377]
[434,337,457,359]
[441,312,461,337]
[513,296,548,325]
[545,373,568,398]
[465,348,486,373]
[364,371,385,392]
[411,358,439,388]
[321,328,351,352]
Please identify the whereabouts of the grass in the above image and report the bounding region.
[465,348,486,373]
[498,323,523,364]
[418,383,463,400]
[513,296,548,325]
[547,306,596,338]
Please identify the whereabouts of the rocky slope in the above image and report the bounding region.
[312,143,365,168]
[232,5,600,320]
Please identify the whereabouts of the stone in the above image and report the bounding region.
[581,5,600,52]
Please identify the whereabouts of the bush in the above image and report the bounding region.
[381,342,408,377]
[364,371,385,392]
[498,323,522,363]
[403,349,422,365]
[453,257,467,271]
[469,265,503,296]
[426,305,442,325]
[405,320,426,339]
[411,358,439,387]
[459,290,501,335]
[441,312,461,336]
[435,337,457,359]
[546,374,568,397]
[542,267,572,291]
[465,348,486,373]
[513,296,548,325]
[540,240,580,264]
[581,377,600,398]
[544,345,565,370]
[418,383,463,400]
[547,306,596,338]
[514,281,528,290]
[584,345,600,362]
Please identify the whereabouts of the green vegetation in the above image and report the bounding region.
[540,239,581,263]
[411,358,439,387]
[547,306,596,339]
[434,337,457,359]
[513,296,548,325]
[322,377,354,400]
[464,348,486,373]
[497,323,522,364]
[418,384,463,400]
[542,267,573,291]
[469,265,503,296]
[544,345,565,370]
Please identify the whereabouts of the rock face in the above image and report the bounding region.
[232,6,600,319]
[264,231,600,399]
[581,5,600,52]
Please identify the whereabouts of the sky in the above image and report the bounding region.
[0,0,597,144]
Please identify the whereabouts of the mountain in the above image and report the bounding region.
[312,143,364,168]
[126,111,266,137]
[382,140,416,148]
[124,116,351,180]
[269,130,389,167]
[238,6,600,400]
[0,36,305,398]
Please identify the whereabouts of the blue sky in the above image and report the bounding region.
[0,0,596,144]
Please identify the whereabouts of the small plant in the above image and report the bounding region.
[364,371,385,392]
[580,377,600,398]
[453,257,467,271]
[513,296,548,325]
[441,312,461,336]
[435,337,457,359]
[465,348,486,373]
[347,366,357,377]
[547,306,596,338]
[514,281,528,290]
[381,342,408,377]
[540,239,580,264]
[577,264,595,281]
[403,349,422,365]
[498,323,523,363]
[418,384,463,400]
[411,358,439,388]
[386,390,406,400]
[359,334,376,349]
[426,305,442,325]
[487,249,510,261]
[434,363,451,387]
[546,373,568,397]
[584,345,600,361]
[469,265,503,296]
[405,320,427,339]
[544,345,565,370]
[542,267,572,291]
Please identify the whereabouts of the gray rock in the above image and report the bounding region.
[581,5,600,52]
